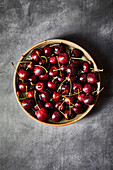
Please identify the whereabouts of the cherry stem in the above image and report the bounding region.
[40,56,48,63]
[34,65,48,73]
[17,91,19,98]
[52,77,58,83]
[58,100,65,111]
[53,68,61,72]
[30,82,35,86]
[58,108,65,116]
[71,57,91,64]
[94,87,104,96]
[90,68,104,72]
[34,90,40,110]
[57,77,67,92]
[56,56,62,77]
[19,97,28,100]
[26,86,28,97]
[19,61,32,63]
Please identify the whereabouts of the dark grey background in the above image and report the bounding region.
[0,0,113,170]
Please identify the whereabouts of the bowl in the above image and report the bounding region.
[14,39,101,126]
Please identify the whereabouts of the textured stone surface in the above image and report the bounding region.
[0,0,113,170]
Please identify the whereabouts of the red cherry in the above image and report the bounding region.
[58,52,69,64]
[87,73,98,84]
[54,43,66,55]
[73,83,82,93]
[22,99,34,109]
[52,111,61,122]
[84,94,95,105]
[55,102,64,111]
[52,91,61,102]
[40,91,50,102]
[82,61,90,73]
[35,82,46,91]
[39,73,49,81]
[49,55,57,64]
[44,46,53,57]
[36,108,48,121]
[34,66,45,76]
[47,80,57,89]
[28,74,37,82]
[49,66,58,77]
[64,109,74,120]
[79,73,87,83]
[64,96,74,105]
[58,73,65,82]
[27,90,34,98]
[72,102,83,114]
[83,83,94,94]
[76,93,85,102]
[39,60,47,66]
[18,81,28,92]
[26,62,34,70]
[18,68,29,80]
[66,63,77,75]
[61,84,69,95]
[31,49,42,61]
[60,64,67,72]
[45,102,54,110]
[34,100,43,110]
[67,74,76,82]
[71,48,83,58]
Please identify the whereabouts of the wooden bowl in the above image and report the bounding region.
[14,39,101,126]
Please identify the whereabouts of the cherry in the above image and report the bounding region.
[28,74,37,82]
[45,102,54,110]
[83,83,94,94]
[35,82,46,91]
[73,83,82,93]
[76,93,85,102]
[55,102,64,111]
[52,91,61,102]
[27,90,34,98]
[79,73,87,83]
[40,90,50,102]
[58,73,65,82]
[87,73,98,84]
[39,60,47,66]
[67,74,76,82]
[52,111,61,122]
[34,100,43,110]
[49,66,58,77]
[72,102,83,114]
[66,63,77,75]
[36,107,48,121]
[84,94,95,105]
[54,43,66,55]
[64,109,74,120]
[58,52,69,64]
[49,55,57,64]
[60,64,67,72]
[18,81,28,92]
[39,73,49,81]
[26,62,34,70]
[34,66,45,76]
[48,79,57,89]
[64,96,74,105]
[61,84,69,94]
[31,49,42,61]
[22,99,34,110]
[44,46,53,57]
[18,68,29,80]
[71,48,83,58]
[82,61,90,73]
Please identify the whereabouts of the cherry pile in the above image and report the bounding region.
[14,43,101,123]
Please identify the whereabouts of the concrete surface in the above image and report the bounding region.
[0,0,113,170]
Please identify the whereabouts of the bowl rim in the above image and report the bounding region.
[13,39,101,127]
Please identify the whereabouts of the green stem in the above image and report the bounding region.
[57,77,67,92]
[34,65,48,73]
[34,90,40,110]
[71,57,91,64]
[56,56,62,77]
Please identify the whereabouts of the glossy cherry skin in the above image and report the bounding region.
[84,94,95,105]
[49,66,58,77]
[34,66,45,76]
[40,91,50,102]
[47,80,57,89]
[34,100,43,110]
[55,102,64,111]
[64,109,74,120]
[22,99,34,110]
[45,102,54,110]
[36,108,48,121]
[58,73,65,82]
[18,68,29,80]
[28,74,37,83]
[60,64,67,72]
[61,84,69,95]
[18,81,28,92]
[79,73,87,83]
[52,111,61,122]
[35,82,46,91]
[26,62,34,70]
[82,61,90,73]
[71,48,83,58]
[27,90,34,98]
[72,102,83,114]
[39,60,47,66]
[52,91,61,102]
[87,73,98,84]
[76,93,85,102]
[83,83,94,94]
[64,96,74,105]
[39,73,49,81]
[31,49,42,61]
[44,46,53,57]
[67,74,76,82]
[54,43,66,55]
[66,63,77,75]
[73,83,82,93]
[49,55,57,64]
[58,52,69,64]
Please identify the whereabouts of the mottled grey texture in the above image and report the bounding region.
[0,0,113,170]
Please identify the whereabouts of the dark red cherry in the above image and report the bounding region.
[64,109,74,120]
[34,66,45,76]
[72,102,83,114]
[36,108,48,121]
[22,99,34,109]
[58,52,69,64]
[39,73,49,81]
[18,68,29,80]
[83,83,94,94]
[87,73,98,84]
[73,83,82,93]
[44,46,53,57]
[35,82,46,91]
[49,66,58,77]
[52,91,61,102]
[71,48,83,58]
[58,73,65,82]
[67,74,76,82]
[34,100,43,110]
[52,111,61,122]
[28,74,37,82]
[55,102,64,111]
[61,84,69,95]
[40,91,50,102]
[79,73,87,83]
[49,55,57,64]
[66,63,77,75]
[39,60,47,66]
[31,49,42,61]
[26,62,34,70]
[27,90,34,98]
[54,43,66,55]
[76,93,85,102]
[60,64,67,72]
[64,96,74,105]
[18,81,28,92]
[82,61,90,73]
[84,94,95,105]
[45,102,54,110]
[47,80,57,89]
